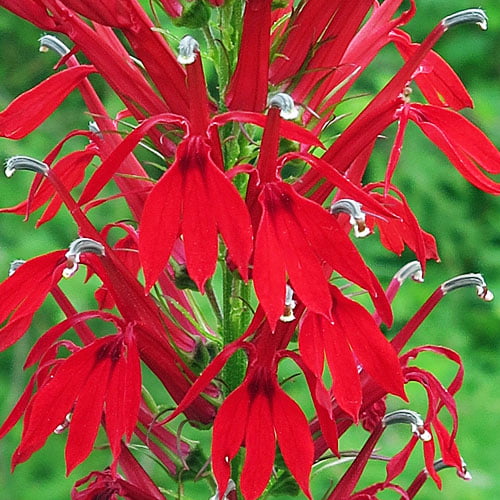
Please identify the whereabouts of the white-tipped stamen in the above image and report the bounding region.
[88,121,104,139]
[177,35,199,65]
[383,409,432,441]
[39,34,70,56]
[280,284,297,323]
[393,261,424,285]
[431,457,472,480]
[441,273,494,301]
[54,412,72,434]
[63,237,105,278]
[209,479,236,500]
[8,259,25,277]
[268,93,299,120]
[4,156,49,178]
[442,8,488,31]
[330,199,370,238]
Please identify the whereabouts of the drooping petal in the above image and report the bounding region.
[330,286,406,400]
[272,387,313,499]
[240,392,275,500]
[0,66,95,139]
[66,353,112,473]
[212,384,251,496]
[139,162,183,293]
[12,339,107,468]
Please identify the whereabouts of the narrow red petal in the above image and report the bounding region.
[331,287,406,400]
[139,167,182,292]
[0,66,95,139]
[272,387,313,499]
[66,355,112,473]
[212,384,250,495]
[240,393,275,500]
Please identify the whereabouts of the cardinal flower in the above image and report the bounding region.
[12,324,141,474]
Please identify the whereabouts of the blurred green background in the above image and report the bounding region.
[1,1,500,499]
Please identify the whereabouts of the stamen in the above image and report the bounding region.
[433,457,472,480]
[177,35,199,65]
[53,412,72,434]
[330,199,370,238]
[4,156,49,178]
[63,237,105,278]
[442,8,488,31]
[8,259,25,277]
[441,273,494,301]
[382,409,432,441]
[268,93,299,120]
[280,284,297,322]
[39,34,70,57]
[209,479,236,500]
[393,261,424,285]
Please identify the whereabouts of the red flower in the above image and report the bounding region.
[140,134,253,292]
[299,285,406,420]
[13,325,141,474]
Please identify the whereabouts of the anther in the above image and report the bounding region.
[39,35,70,57]
[63,237,105,278]
[280,284,297,323]
[393,261,424,285]
[8,259,25,277]
[441,273,494,301]
[4,156,49,178]
[442,8,488,31]
[330,199,370,238]
[177,35,199,65]
[382,409,432,441]
[268,93,299,120]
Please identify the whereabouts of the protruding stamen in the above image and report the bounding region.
[393,261,424,285]
[39,34,70,57]
[268,93,299,120]
[177,35,199,65]
[442,8,488,31]
[280,284,297,322]
[209,479,236,500]
[441,273,494,301]
[4,156,49,178]
[63,237,105,278]
[88,121,104,139]
[382,409,432,441]
[54,412,72,434]
[330,199,370,238]
[8,259,25,277]
[432,457,472,480]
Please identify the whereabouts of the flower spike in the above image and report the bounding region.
[4,156,49,178]
[442,8,488,31]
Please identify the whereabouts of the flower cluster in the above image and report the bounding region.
[0,1,497,499]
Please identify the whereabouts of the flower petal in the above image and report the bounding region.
[272,387,313,499]
[0,66,95,139]
[240,393,275,500]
